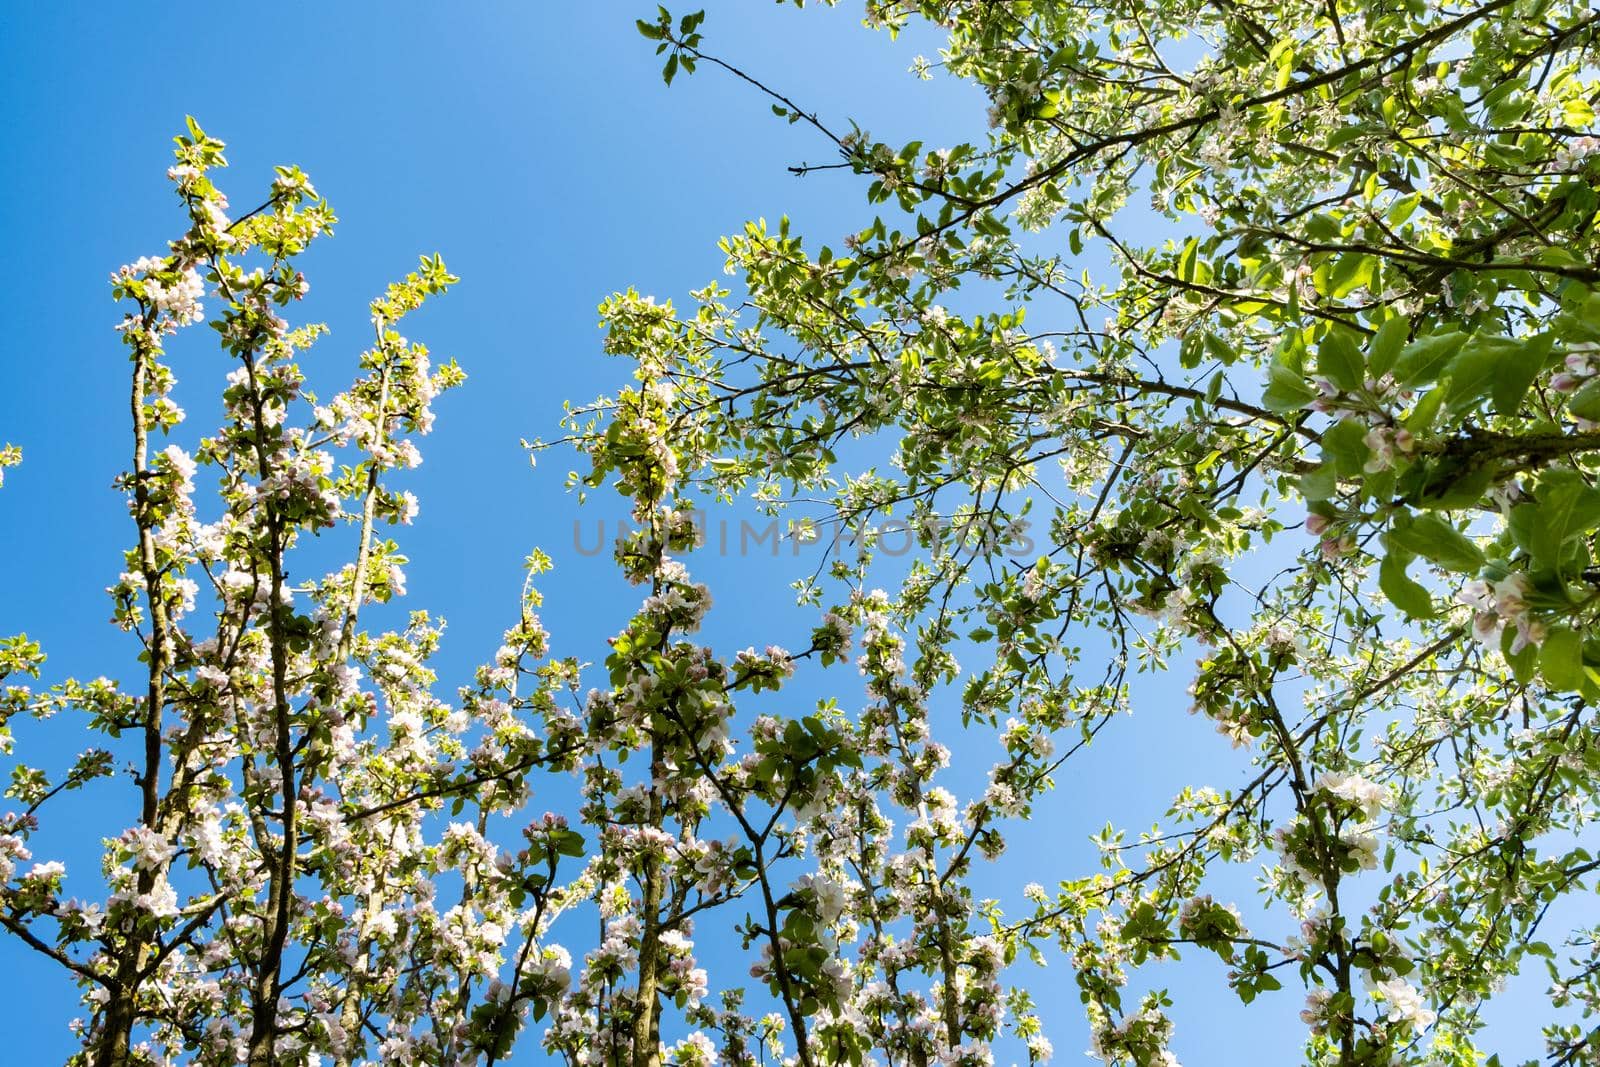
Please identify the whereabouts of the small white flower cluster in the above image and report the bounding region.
[1177,894,1245,941]
[113,255,207,326]
[1373,977,1437,1030]
[793,871,848,924]
[1552,135,1598,173]
[1315,770,1387,821]
[1299,987,1334,1031]
[1087,1004,1180,1066]
[638,569,713,632]
[667,1032,718,1066]
[0,832,34,883]
[732,643,795,683]
[1306,372,1416,471]
[1457,572,1542,651]
[1548,342,1600,395]
[814,610,854,657]
[1551,341,1600,429]
[119,826,176,872]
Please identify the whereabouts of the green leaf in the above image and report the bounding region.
[1404,387,1444,434]
[1320,418,1371,479]
[1568,377,1600,423]
[1388,194,1421,227]
[1503,629,1538,683]
[1490,333,1552,416]
[1318,330,1364,392]
[1540,627,1585,692]
[1392,330,1468,387]
[1379,551,1436,619]
[1204,333,1234,365]
[1299,462,1338,501]
[1555,292,1600,344]
[1368,316,1410,378]
[1262,361,1317,412]
[1409,458,1498,511]
[1442,333,1552,417]
[1444,335,1508,414]
[1388,513,1484,572]
[1527,469,1600,567]
[1328,253,1374,299]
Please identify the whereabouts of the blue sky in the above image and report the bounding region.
[0,2,1557,1063]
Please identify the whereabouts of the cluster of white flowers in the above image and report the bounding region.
[1087,1005,1180,1066]
[667,1031,718,1066]
[1307,370,1413,425]
[1299,987,1333,1031]
[111,255,206,327]
[1373,977,1437,1029]
[1338,825,1381,871]
[119,826,175,872]
[1361,424,1417,473]
[23,859,64,884]
[794,871,848,924]
[146,266,206,325]
[1547,342,1600,395]
[0,833,33,883]
[815,610,854,656]
[1315,770,1388,820]
[1457,572,1542,651]
[1552,134,1598,172]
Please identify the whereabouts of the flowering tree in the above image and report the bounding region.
[594,2,1600,1065]
[4,0,1600,1065]
[0,123,582,1066]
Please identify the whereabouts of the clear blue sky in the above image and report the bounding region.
[0,3,1551,1062]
